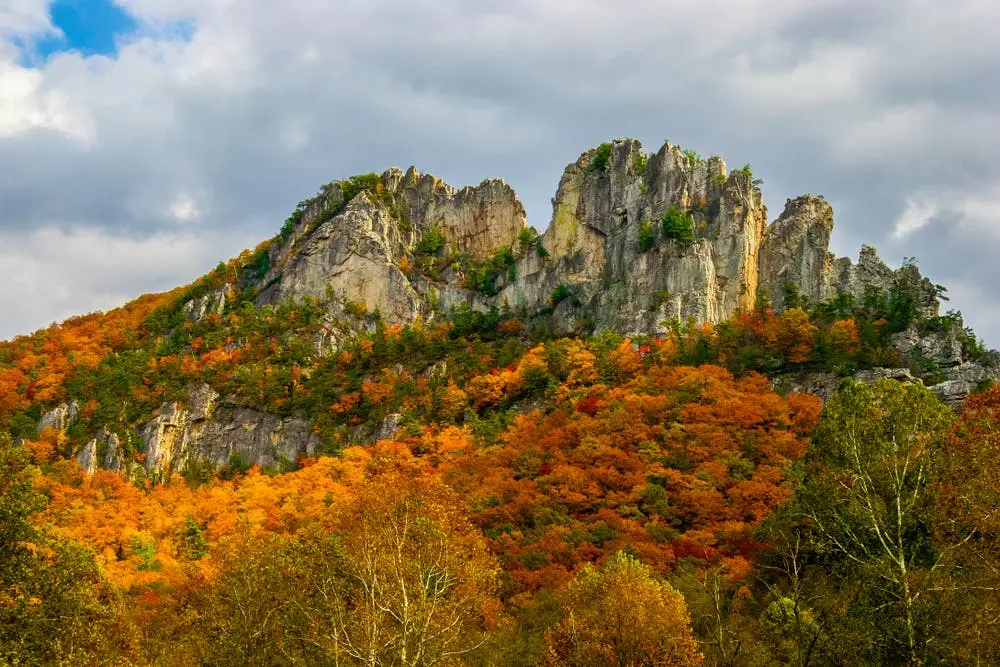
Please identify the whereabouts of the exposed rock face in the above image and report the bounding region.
[824,245,895,304]
[504,140,768,334]
[759,198,940,319]
[137,384,320,477]
[76,438,97,475]
[261,193,424,322]
[183,288,227,322]
[892,326,964,369]
[258,167,525,324]
[759,196,834,311]
[375,413,404,441]
[63,386,321,479]
[928,359,1000,407]
[392,167,527,261]
[774,332,1000,408]
[248,140,772,335]
[38,400,79,434]
[75,428,122,475]
[854,367,920,385]
[775,367,920,404]
[245,138,948,339]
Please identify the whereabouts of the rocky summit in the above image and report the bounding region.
[246,138,941,335]
[30,137,1000,479]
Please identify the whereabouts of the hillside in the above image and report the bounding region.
[3,138,1000,665]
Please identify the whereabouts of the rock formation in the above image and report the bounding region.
[59,385,320,479]
[37,400,78,433]
[245,139,772,336]
[758,196,940,318]
[244,138,944,340]
[137,384,319,479]
[501,141,767,334]
[758,195,834,311]
[257,168,525,323]
[39,136,998,478]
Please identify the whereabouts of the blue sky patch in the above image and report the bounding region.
[35,0,138,59]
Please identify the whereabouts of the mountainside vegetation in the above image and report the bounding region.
[2,157,998,664]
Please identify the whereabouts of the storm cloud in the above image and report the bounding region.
[1,0,998,341]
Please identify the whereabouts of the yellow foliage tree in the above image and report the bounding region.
[331,457,502,665]
[545,551,702,666]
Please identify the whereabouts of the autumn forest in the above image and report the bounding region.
[2,240,1000,666]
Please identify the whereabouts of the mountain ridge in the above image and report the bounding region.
[234,138,941,337]
[7,137,997,480]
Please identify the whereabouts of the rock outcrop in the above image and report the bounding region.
[260,192,424,322]
[76,428,122,475]
[502,141,768,334]
[183,289,227,321]
[257,168,525,323]
[758,197,940,318]
[38,400,79,433]
[929,359,1000,407]
[758,195,834,311]
[53,386,321,480]
[136,384,320,478]
[390,168,527,261]
[251,139,772,337]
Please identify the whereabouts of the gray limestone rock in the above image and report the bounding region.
[928,361,1000,407]
[393,168,527,261]
[259,193,424,322]
[38,400,79,434]
[74,428,123,475]
[758,195,834,311]
[501,139,767,334]
[76,438,97,475]
[776,367,921,405]
[772,371,841,403]
[183,288,227,322]
[823,247,940,319]
[137,384,320,478]
[853,367,918,385]
[375,413,404,441]
[256,166,526,328]
[181,138,945,345]
[242,139,770,337]
[892,326,963,369]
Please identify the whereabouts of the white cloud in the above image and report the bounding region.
[892,197,938,240]
[169,193,201,222]
[890,184,1000,242]
[954,187,1000,234]
[0,0,51,37]
[0,59,93,141]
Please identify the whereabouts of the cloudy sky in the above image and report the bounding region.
[1,0,998,343]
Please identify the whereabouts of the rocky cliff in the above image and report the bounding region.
[68,384,320,480]
[244,138,941,338]
[759,195,940,317]
[501,141,768,334]
[37,137,997,478]
[256,168,526,323]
